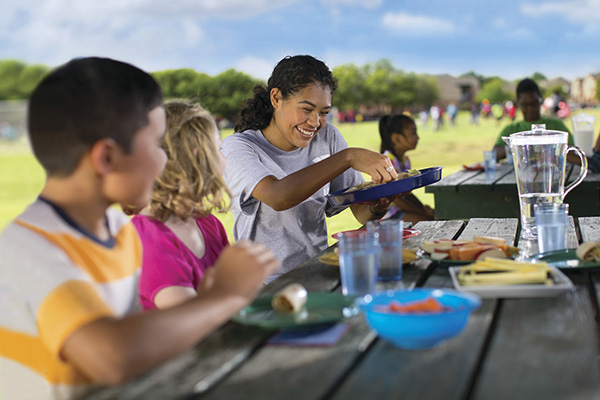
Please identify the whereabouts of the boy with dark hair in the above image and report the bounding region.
[492,78,574,160]
[0,57,279,400]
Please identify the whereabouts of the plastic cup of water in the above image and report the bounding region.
[366,219,403,281]
[534,203,569,253]
[483,150,496,180]
[337,230,378,296]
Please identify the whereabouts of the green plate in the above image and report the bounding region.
[232,292,356,329]
[527,249,600,272]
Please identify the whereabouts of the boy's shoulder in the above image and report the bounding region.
[7,199,130,237]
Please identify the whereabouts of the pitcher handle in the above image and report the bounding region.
[564,146,588,198]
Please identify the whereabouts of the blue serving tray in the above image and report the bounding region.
[327,166,443,207]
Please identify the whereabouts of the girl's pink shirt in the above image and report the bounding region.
[131,214,229,310]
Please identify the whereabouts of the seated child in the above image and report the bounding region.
[127,100,231,310]
[0,57,279,400]
[378,114,435,223]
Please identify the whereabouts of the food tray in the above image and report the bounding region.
[448,266,574,299]
[327,166,443,207]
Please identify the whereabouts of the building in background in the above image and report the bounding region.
[434,74,480,109]
[0,100,27,141]
[570,74,599,107]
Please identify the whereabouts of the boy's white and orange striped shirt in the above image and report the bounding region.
[0,199,143,400]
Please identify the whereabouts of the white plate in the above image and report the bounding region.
[448,266,574,299]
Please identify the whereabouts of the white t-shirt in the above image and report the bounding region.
[222,123,362,281]
[0,198,142,400]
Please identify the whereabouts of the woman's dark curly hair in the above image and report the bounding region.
[234,55,337,132]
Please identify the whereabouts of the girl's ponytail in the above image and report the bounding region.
[234,85,273,132]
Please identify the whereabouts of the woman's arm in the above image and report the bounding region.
[252,147,396,211]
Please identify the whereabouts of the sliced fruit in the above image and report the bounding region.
[430,252,449,260]
[473,236,506,246]
[476,248,508,260]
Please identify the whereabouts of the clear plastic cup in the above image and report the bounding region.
[367,219,403,281]
[337,230,378,296]
[534,203,569,253]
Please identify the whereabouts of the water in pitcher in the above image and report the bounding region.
[518,193,562,238]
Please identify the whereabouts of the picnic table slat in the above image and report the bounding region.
[471,289,600,400]
[328,301,495,400]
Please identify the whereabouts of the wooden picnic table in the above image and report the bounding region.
[86,217,600,400]
[426,162,600,220]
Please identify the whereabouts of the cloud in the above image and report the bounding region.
[320,0,382,10]
[521,0,600,24]
[494,17,507,28]
[382,12,455,36]
[234,56,276,81]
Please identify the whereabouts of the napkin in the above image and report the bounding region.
[267,323,349,347]
[462,162,485,171]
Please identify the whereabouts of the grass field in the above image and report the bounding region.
[2,109,599,245]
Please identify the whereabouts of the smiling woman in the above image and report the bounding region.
[222,55,400,282]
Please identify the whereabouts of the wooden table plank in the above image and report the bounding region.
[426,169,481,193]
[200,312,374,400]
[579,217,600,243]
[471,289,600,400]
[328,301,495,400]
[458,164,514,191]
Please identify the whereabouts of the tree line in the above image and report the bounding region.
[2,58,598,123]
[0,58,440,122]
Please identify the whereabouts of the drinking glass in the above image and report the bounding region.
[534,203,569,253]
[337,230,378,296]
[572,114,596,155]
[366,219,403,281]
[483,150,496,176]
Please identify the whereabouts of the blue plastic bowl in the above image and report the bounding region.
[357,288,481,349]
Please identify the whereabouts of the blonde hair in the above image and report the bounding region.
[146,100,230,222]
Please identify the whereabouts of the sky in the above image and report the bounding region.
[1,0,600,82]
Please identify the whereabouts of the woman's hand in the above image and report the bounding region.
[345,148,398,183]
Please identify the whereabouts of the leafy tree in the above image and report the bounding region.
[531,72,547,83]
[201,69,260,121]
[153,68,260,121]
[332,64,366,111]
[0,60,49,100]
[413,75,439,108]
[364,67,393,112]
[476,77,511,103]
[596,77,600,102]
[460,71,486,86]
[389,73,416,109]
[546,82,568,100]
[152,69,211,99]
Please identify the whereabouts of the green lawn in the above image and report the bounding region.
[2,108,599,246]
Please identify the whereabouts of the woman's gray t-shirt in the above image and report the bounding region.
[222,123,363,281]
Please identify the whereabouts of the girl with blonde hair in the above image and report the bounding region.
[131,100,232,310]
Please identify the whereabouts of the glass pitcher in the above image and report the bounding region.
[503,125,587,239]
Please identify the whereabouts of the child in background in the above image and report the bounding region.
[378,114,435,223]
[223,55,399,282]
[0,57,279,400]
[129,100,231,310]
